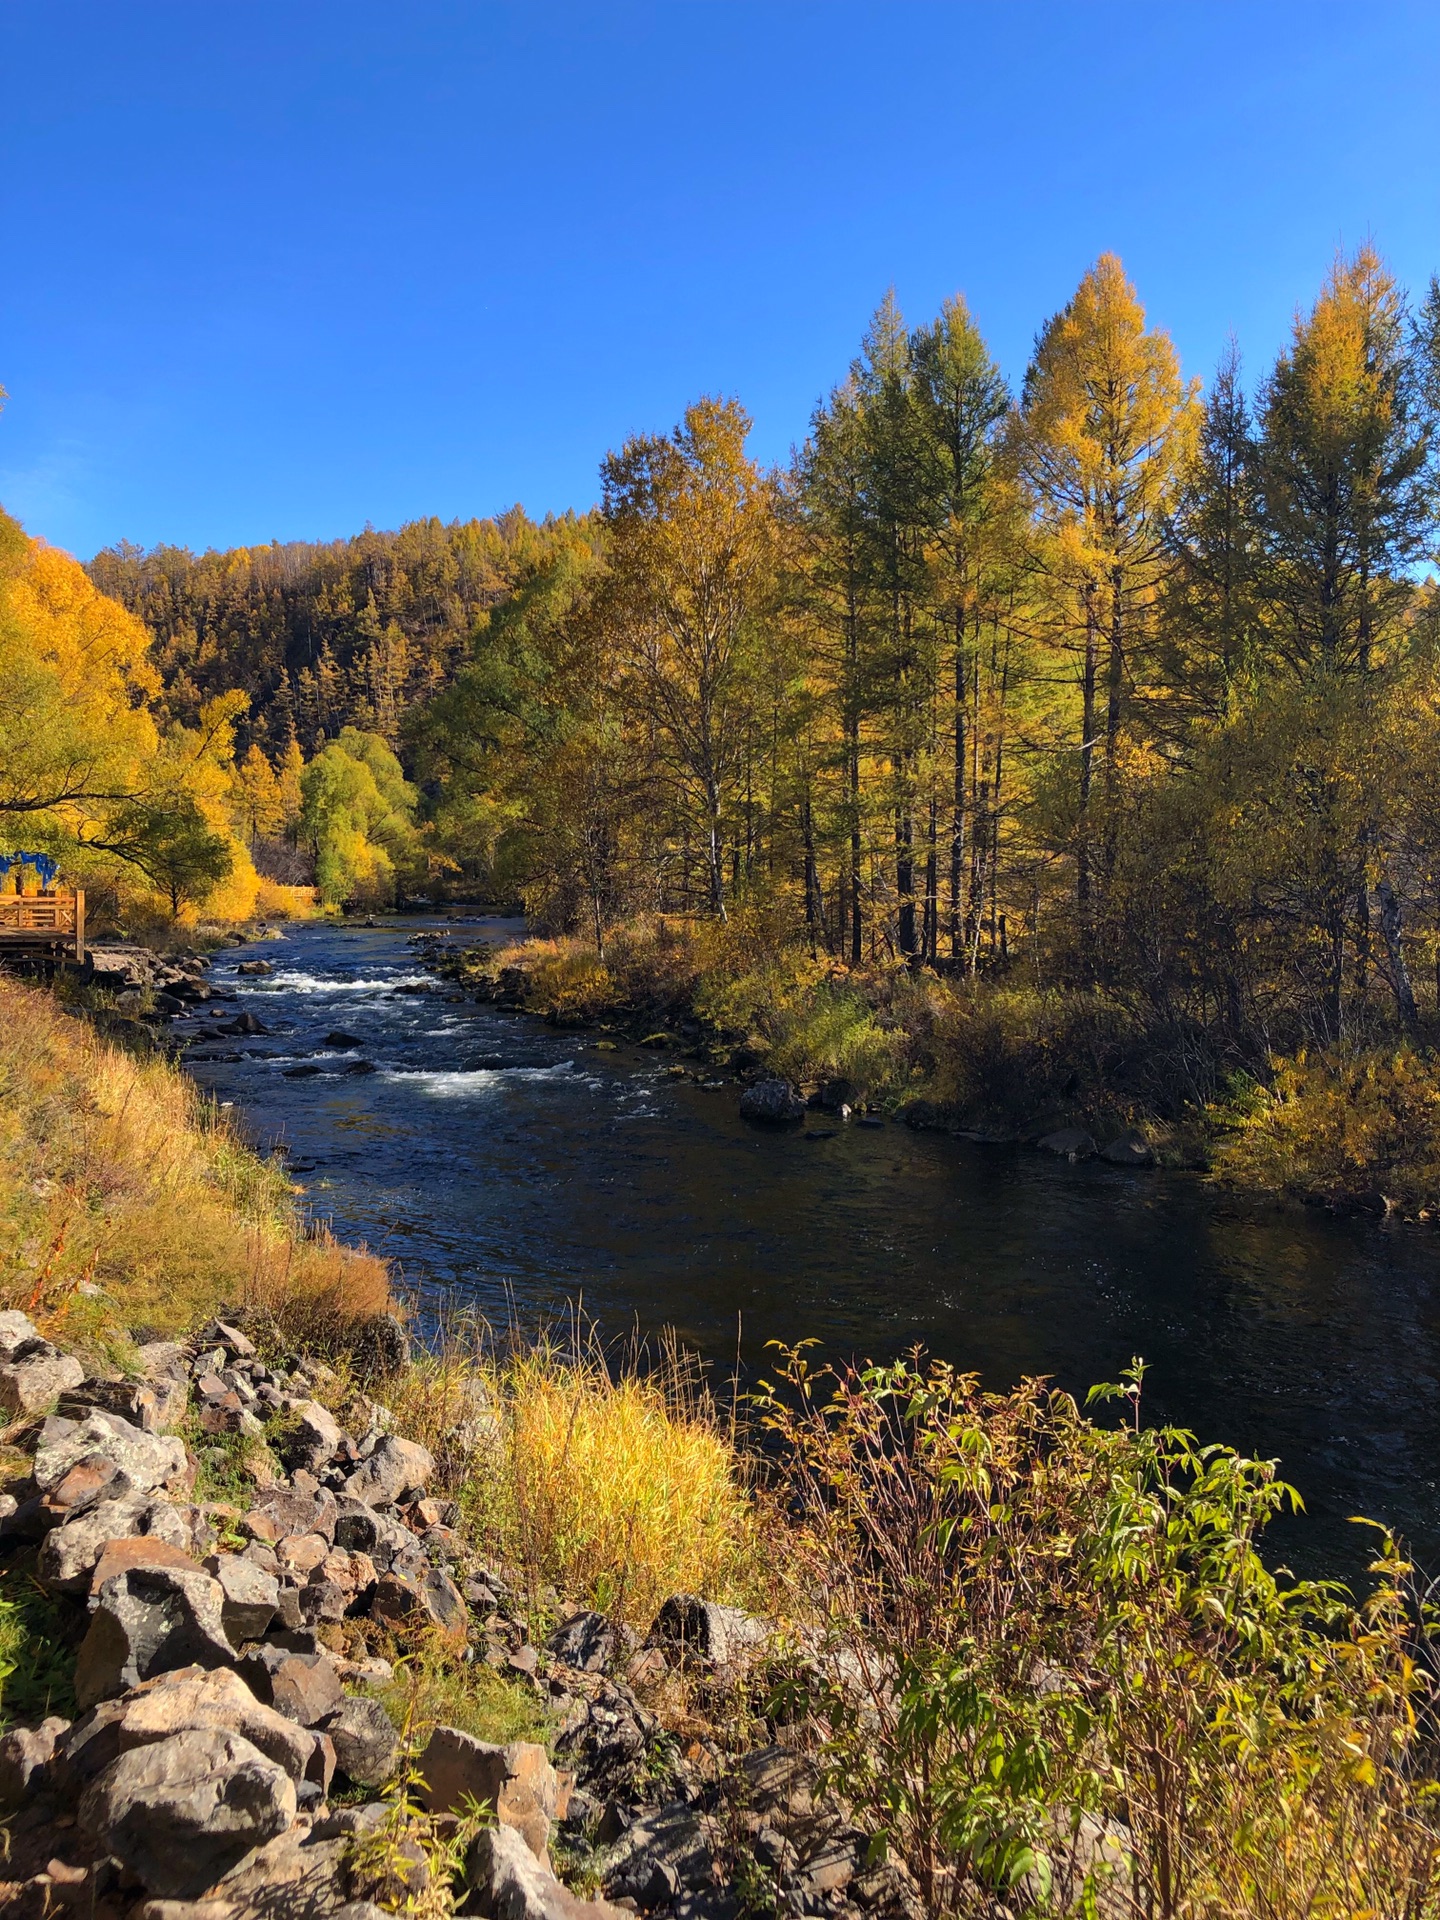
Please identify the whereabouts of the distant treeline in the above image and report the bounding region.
[88,509,599,755]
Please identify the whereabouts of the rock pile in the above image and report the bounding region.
[0,1316,918,1920]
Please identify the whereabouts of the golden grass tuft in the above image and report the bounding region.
[383,1321,765,1631]
[0,975,391,1352]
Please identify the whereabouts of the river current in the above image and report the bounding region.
[182,917,1440,1580]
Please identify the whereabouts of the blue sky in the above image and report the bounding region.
[3,1,1439,560]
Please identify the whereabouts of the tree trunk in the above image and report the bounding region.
[1377,879,1419,1031]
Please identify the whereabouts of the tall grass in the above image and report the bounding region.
[0,976,391,1353]
[383,1320,763,1629]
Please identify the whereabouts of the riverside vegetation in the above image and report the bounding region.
[0,980,1437,1917]
[45,242,1440,1214]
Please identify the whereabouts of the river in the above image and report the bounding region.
[181,916,1440,1581]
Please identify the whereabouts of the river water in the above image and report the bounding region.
[181,917,1440,1581]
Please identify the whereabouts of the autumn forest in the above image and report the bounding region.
[7,243,1440,1190]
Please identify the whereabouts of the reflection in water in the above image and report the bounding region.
[184,920,1440,1580]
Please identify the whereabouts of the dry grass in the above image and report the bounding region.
[0,975,391,1355]
[382,1318,765,1631]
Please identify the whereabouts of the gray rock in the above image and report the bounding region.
[38,1491,189,1594]
[343,1435,435,1507]
[246,1481,338,1544]
[107,1666,316,1785]
[237,1646,345,1726]
[34,1408,187,1498]
[1036,1126,1097,1160]
[606,1802,718,1897]
[78,1727,297,1898]
[647,1594,771,1672]
[74,1564,236,1708]
[466,1822,629,1920]
[738,1078,806,1124]
[547,1610,628,1674]
[283,1399,342,1473]
[205,1553,280,1643]
[319,1696,400,1787]
[0,1715,67,1807]
[1099,1128,1156,1167]
[0,1345,85,1416]
[0,1310,41,1359]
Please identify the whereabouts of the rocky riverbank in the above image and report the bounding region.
[0,1311,919,1920]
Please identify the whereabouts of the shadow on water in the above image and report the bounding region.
[184,918,1440,1583]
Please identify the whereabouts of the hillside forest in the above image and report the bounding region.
[8,244,1440,1176]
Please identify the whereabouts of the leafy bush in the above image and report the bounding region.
[1213,1045,1440,1217]
[756,1348,1440,1917]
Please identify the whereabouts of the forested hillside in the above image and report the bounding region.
[88,508,600,753]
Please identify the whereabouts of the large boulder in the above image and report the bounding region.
[34,1409,187,1499]
[370,1566,466,1640]
[78,1727,297,1898]
[245,1481,338,1544]
[74,1565,235,1708]
[419,1728,562,1859]
[103,1666,315,1785]
[343,1436,434,1508]
[739,1078,806,1125]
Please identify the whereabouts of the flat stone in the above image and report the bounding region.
[90,1535,202,1592]
[77,1727,296,1899]
[246,1483,337,1544]
[1036,1127,1097,1160]
[276,1531,329,1575]
[74,1565,235,1708]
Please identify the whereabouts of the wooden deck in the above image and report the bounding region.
[0,890,85,961]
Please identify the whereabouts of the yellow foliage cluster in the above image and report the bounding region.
[382,1328,762,1629]
[1214,1047,1440,1217]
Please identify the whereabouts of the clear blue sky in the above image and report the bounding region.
[3,1,1438,560]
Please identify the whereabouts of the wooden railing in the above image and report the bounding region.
[0,890,85,960]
